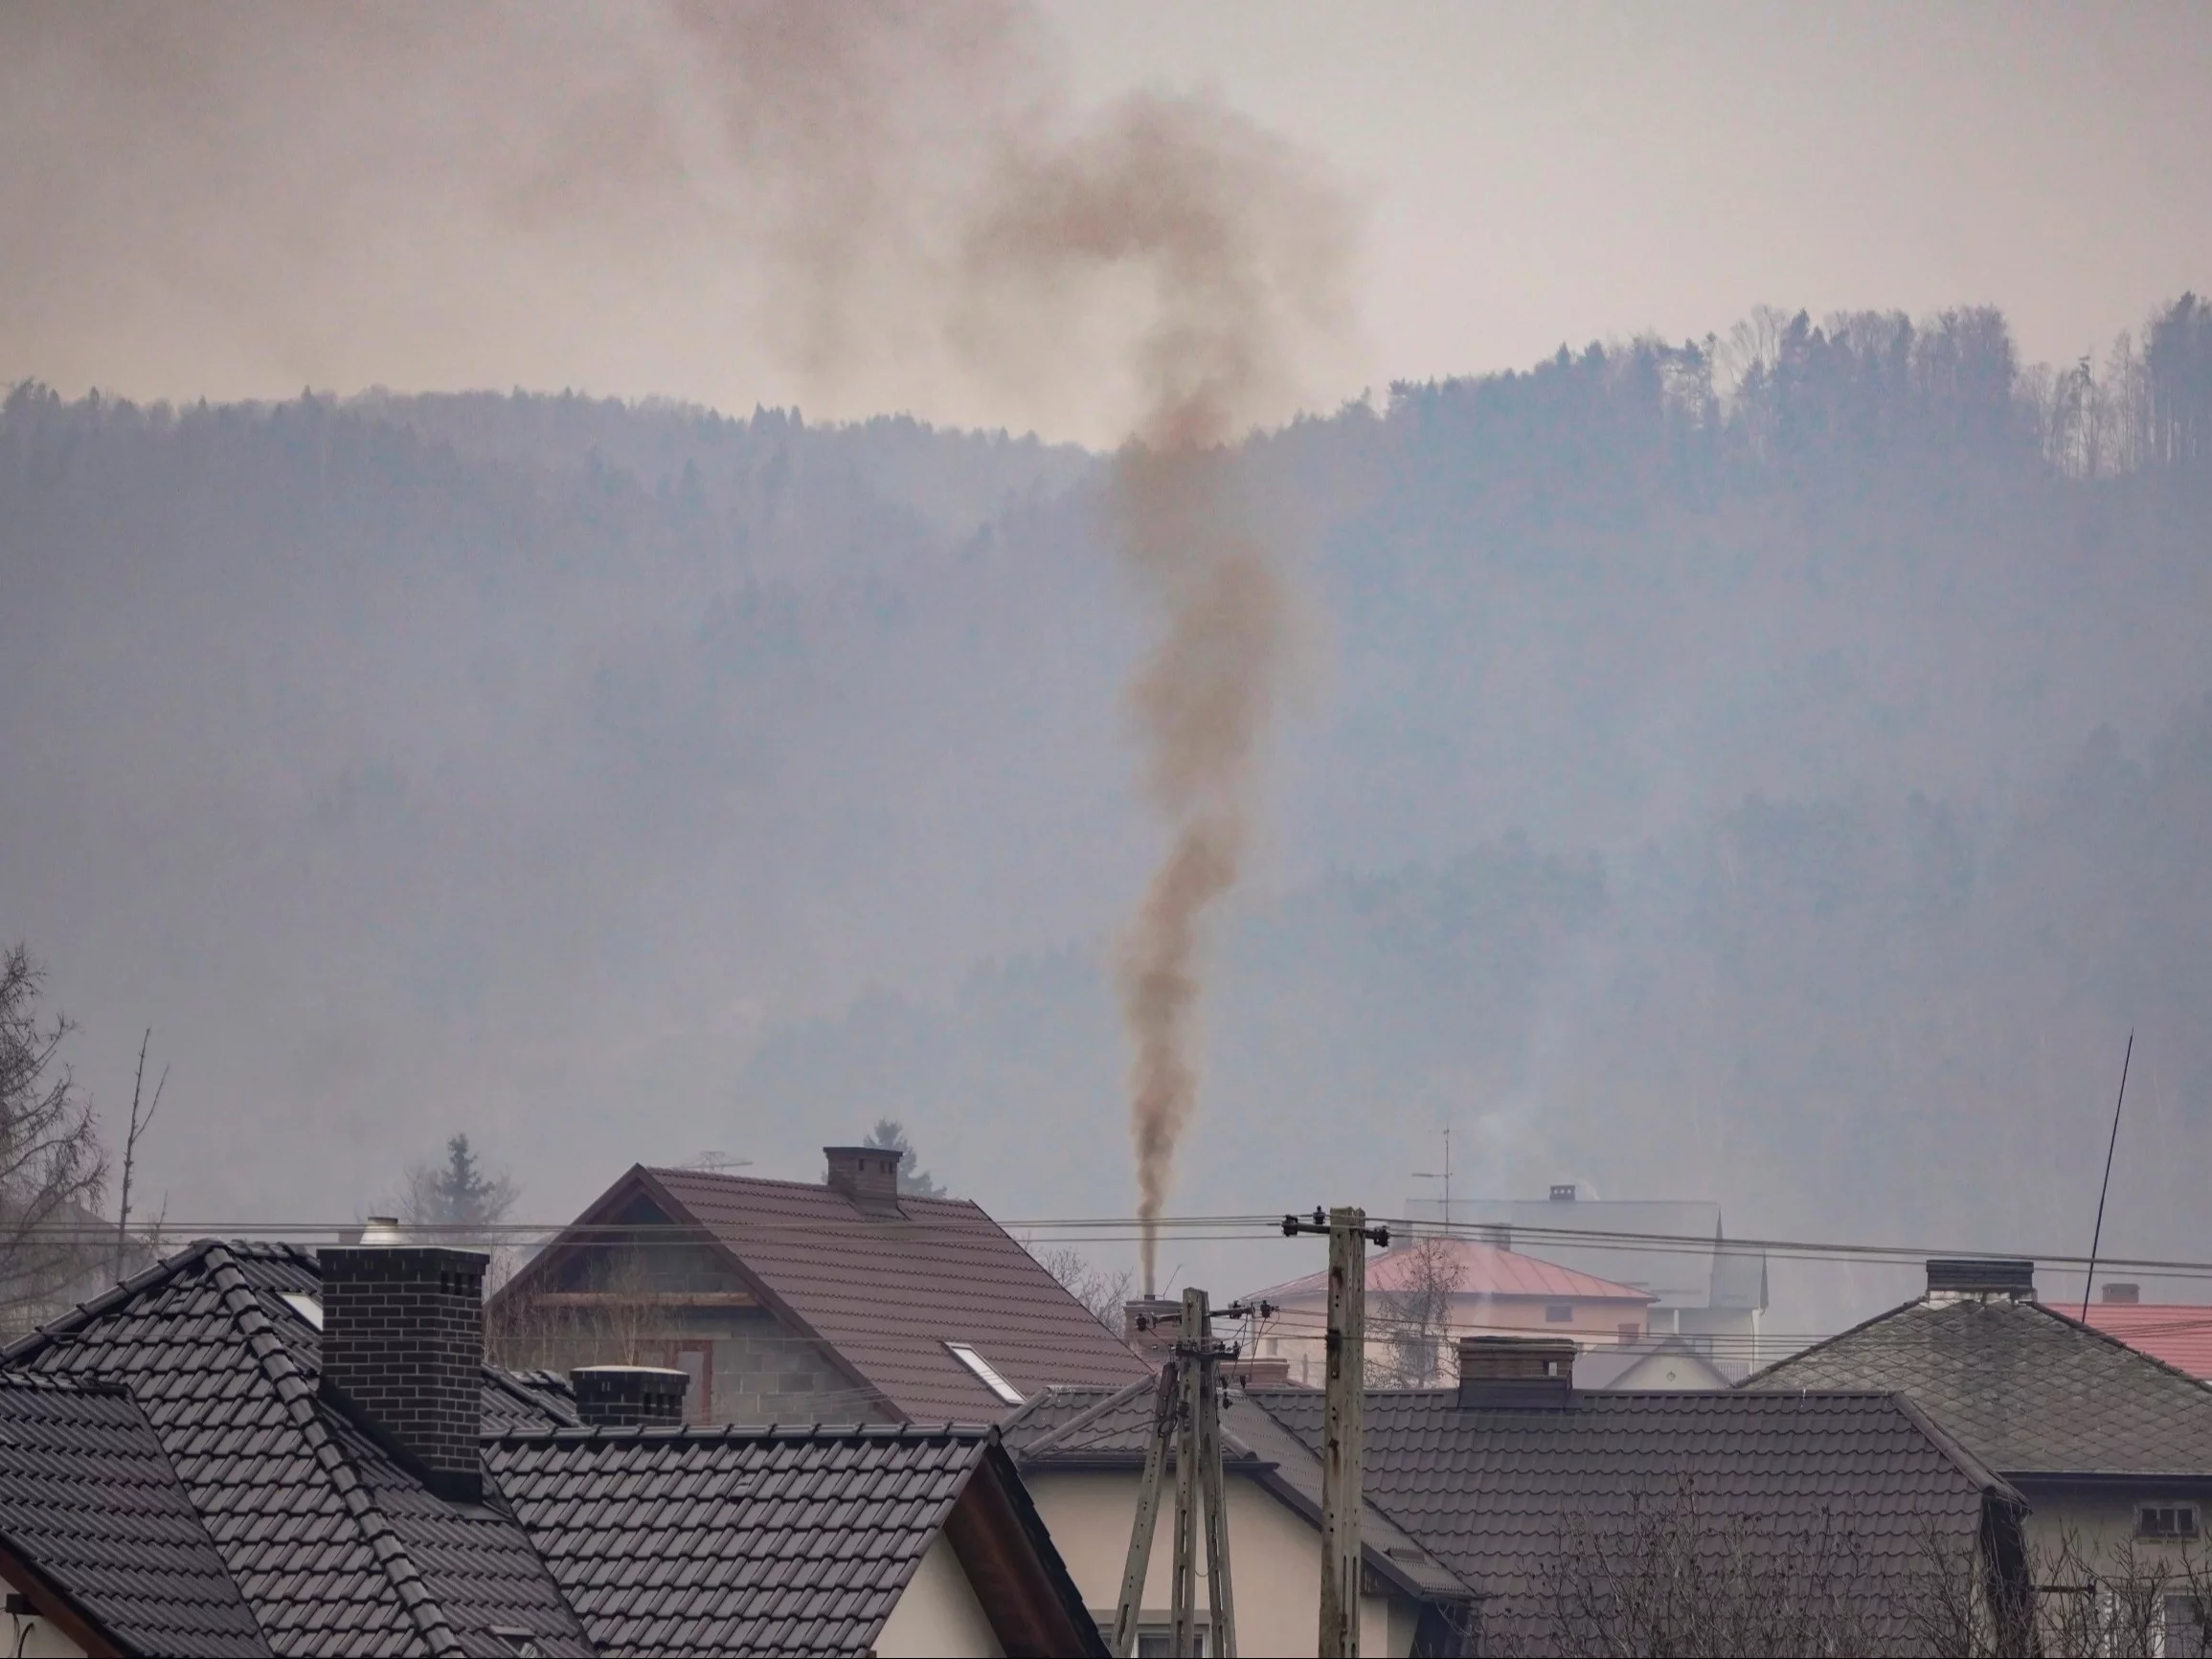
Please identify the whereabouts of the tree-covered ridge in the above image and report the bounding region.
[1,296,2206,1287]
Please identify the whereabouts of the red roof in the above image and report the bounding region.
[2078,1304,2212,1381]
[526,1165,1152,1424]
[1251,1236,1657,1305]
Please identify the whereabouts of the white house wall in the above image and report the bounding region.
[1025,1468,1404,1657]
[874,1531,1005,1659]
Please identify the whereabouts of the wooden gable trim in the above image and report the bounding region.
[942,1443,1109,1658]
[0,1536,127,1659]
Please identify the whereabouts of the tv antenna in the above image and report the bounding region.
[1411,1123,1453,1226]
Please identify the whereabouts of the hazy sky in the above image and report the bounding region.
[3,3,2206,438]
[1047,2,2212,391]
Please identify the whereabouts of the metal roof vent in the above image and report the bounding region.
[1925,1258,2036,1302]
[2103,1282,2142,1305]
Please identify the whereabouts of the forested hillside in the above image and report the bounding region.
[3,297,2208,1317]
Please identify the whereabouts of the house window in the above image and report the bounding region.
[1136,1627,1208,1656]
[1545,1305,1574,1324]
[944,1341,1026,1405]
[2165,1594,2211,1658]
[2141,1503,2201,1540]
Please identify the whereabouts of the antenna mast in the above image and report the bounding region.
[2082,1032,2135,1320]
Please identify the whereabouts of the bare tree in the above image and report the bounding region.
[112,1026,168,1279]
[1369,1232,1463,1386]
[0,945,107,1336]
[1027,1240,1134,1334]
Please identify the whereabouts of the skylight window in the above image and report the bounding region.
[943,1341,1024,1405]
[280,1292,324,1330]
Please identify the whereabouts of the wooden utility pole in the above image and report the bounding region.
[1111,1289,1242,1659]
[1283,1205,1388,1659]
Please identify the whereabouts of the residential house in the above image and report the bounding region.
[1573,1333,1734,1391]
[2079,1281,2212,1381]
[1003,1378,1480,1657]
[490,1150,1151,1424]
[0,1238,1106,1657]
[1245,1235,1655,1388]
[1743,1257,2212,1651]
[1251,1335,2024,1656]
[1410,1186,1769,1377]
[0,1374,269,1657]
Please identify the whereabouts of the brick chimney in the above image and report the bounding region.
[320,1244,486,1501]
[1231,1355,1295,1390]
[2103,1283,2141,1305]
[572,1365,690,1428]
[1123,1297,1182,1363]
[1925,1259,2035,1303]
[824,1145,904,1218]
[1456,1335,1576,1411]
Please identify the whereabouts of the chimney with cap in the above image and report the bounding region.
[1925,1259,2036,1303]
[823,1145,905,1217]
[2103,1283,2141,1305]
[320,1244,486,1501]
[571,1365,690,1427]
[1231,1355,1295,1390]
[1457,1335,1577,1411]
[1123,1297,1182,1364]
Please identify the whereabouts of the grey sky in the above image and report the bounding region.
[1045,1,2212,388]
[3,4,2205,435]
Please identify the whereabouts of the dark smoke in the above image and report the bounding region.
[0,2,1356,1284]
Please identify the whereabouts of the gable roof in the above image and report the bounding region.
[1423,1199,1767,1312]
[484,1423,1105,1657]
[1741,1293,2212,1478]
[1251,1237,1655,1305]
[0,1374,270,1657]
[1248,1386,2011,1653]
[1,1240,591,1658]
[1001,1380,1475,1606]
[2078,1303,2212,1381]
[512,1165,1151,1423]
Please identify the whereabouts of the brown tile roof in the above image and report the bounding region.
[628,1167,1153,1424]
[1251,1236,1656,1305]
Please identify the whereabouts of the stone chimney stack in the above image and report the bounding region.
[571,1365,690,1428]
[1456,1335,1576,1411]
[320,1244,487,1501]
[823,1145,905,1218]
[1925,1259,2036,1303]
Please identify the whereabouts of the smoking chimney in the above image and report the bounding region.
[824,1145,904,1218]
[571,1365,690,1428]
[319,1244,487,1501]
[1925,1259,2036,1303]
[1456,1335,1576,1412]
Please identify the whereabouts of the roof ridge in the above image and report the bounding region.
[482,1419,999,1446]
[0,1238,224,1366]
[201,1243,469,1659]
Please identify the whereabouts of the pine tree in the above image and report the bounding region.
[399,1132,518,1231]
[862,1118,945,1199]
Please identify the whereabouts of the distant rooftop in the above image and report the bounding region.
[1251,1235,1656,1306]
[1404,1193,1767,1312]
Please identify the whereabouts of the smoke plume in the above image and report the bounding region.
[0,2,1355,1278]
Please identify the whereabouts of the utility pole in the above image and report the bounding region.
[1112,1289,1243,1658]
[1283,1205,1389,1658]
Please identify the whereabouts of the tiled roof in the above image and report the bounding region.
[1003,1382,1474,1604]
[2078,1304,2212,1381]
[484,1423,1001,1656]
[0,1375,270,1656]
[1249,1237,1655,1305]
[1250,1387,2007,1649]
[2,1240,591,1658]
[1742,1294,2212,1477]
[627,1166,1154,1422]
